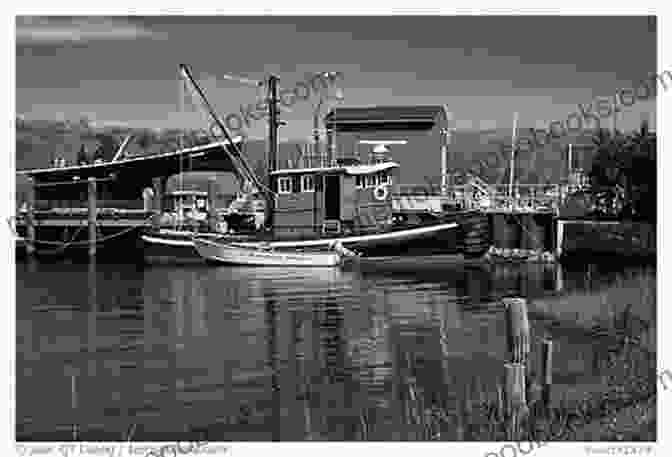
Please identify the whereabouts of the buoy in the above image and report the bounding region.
[373,185,389,201]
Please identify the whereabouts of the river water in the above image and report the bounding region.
[15,257,655,441]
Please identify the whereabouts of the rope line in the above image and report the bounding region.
[8,215,154,250]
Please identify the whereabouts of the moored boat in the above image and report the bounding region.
[194,238,344,267]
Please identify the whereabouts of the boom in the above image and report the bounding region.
[178,64,268,195]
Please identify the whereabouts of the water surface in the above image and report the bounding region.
[15,257,655,440]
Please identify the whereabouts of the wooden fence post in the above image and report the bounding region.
[87,177,97,258]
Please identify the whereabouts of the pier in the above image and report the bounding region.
[393,179,584,255]
[15,140,242,259]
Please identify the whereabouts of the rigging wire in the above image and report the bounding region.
[178,64,277,198]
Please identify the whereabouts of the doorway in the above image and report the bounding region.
[324,174,341,220]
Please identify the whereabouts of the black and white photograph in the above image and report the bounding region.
[7,9,668,454]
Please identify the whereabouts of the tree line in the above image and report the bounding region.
[585,121,656,222]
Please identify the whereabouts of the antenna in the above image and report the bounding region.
[359,140,407,163]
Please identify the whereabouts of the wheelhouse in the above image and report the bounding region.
[270,160,400,238]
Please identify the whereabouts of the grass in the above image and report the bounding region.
[351,337,655,441]
[351,282,657,442]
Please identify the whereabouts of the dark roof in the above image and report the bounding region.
[324,105,446,132]
[18,139,242,182]
[19,139,246,201]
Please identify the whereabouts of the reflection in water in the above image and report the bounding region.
[15,260,655,440]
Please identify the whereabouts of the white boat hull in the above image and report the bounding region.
[235,221,459,249]
[194,239,342,267]
[143,220,461,264]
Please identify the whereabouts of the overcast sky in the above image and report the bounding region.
[16,16,657,140]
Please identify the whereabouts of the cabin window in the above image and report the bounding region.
[292,175,301,193]
[386,174,393,185]
[366,175,376,188]
[301,174,315,192]
[278,177,292,194]
[377,173,386,185]
[356,176,364,189]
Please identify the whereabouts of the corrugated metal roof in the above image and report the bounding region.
[324,105,446,126]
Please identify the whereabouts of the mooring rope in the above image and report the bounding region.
[8,214,154,253]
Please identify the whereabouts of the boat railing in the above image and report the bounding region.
[392,182,565,213]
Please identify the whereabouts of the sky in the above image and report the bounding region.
[16,16,658,141]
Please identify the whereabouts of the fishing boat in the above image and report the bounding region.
[194,238,346,267]
[15,64,490,262]
[140,64,491,263]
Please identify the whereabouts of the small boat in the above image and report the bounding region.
[194,237,348,267]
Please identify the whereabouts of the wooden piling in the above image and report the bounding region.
[71,371,78,440]
[87,177,96,258]
[207,177,217,232]
[26,179,36,256]
[540,339,553,415]
[503,297,530,364]
[504,363,527,440]
[555,220,565,258]
[152,177,163,230]
[502,297,530,440]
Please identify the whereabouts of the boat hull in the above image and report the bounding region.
[142,220,460,263]
[141,230,239,265]
[194,239,342,267]
[140,211,490,264]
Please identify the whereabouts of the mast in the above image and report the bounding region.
[178,64,267,196]
[268,75,280,176]
[508,112,518,202]
[266,74,281,230]
[178,74,184,230]
[568,143,573,176]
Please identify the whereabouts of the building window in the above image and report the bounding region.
[301,174,315,192]
[356,176,364,189]
[366,175,376,188]
[278,177,292,194]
